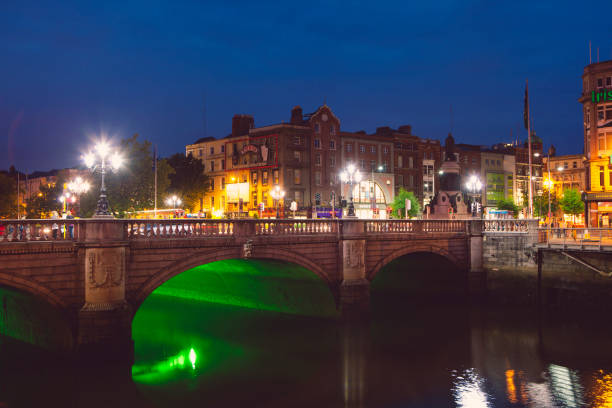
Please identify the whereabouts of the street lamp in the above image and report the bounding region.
[82,140,123,218]
[165,195,182,208]
[370,164,383,217]
[270,185,285,219]
[464,175,483,217]
[340,164,363,217]
[66,177,90,217]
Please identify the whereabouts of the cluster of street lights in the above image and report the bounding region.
[340,164,363,217]
[465,175,483,217]
[270,185,285,218]
[82,140,124,218]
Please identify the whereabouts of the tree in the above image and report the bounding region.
[533,191,558,218]
[559,188,583,222]
[390,188,420,218]
[25,174,65,218]
[0,172,17,218]
[166,153,210,212]
[79,135,173,217]
[496,198,520,218]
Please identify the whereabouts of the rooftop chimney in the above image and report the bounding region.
[398,125,412,135]
[232,114,254,137]
[290,106,303,124]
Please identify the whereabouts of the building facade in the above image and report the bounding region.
[579,60,612,226]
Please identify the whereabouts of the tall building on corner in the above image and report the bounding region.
[580,60,612,227]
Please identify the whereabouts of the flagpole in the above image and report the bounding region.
[154,145,158,219]
[526,79,533,218]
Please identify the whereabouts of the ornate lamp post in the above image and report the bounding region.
[340,164,363,218]
[82,141,123,218]
[165,195,182,218]
[465,175,483,217]
[270,185,285,219]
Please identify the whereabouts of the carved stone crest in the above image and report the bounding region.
[242,239,253,259]
[87,251,124,289]
[344,240,364,269]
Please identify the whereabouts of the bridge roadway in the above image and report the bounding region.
[0,218,485,357]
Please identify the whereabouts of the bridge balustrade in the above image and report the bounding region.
[125,220,234,238]
[484,219,530,233]
[0,219,80,242]
[254,219,338,235]
[365,220,467,233]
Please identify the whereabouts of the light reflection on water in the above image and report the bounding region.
[129,292,612,408]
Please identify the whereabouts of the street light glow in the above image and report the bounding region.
[110,152,124,170]
[95,141,110,158]
[83,152,95,168]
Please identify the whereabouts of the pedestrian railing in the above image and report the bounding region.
[365,220,467,233]
[254,220,338,235]
[538,228,612,250]
[125,220,234,238]
[0,220,80,242]
[484,219,530,233]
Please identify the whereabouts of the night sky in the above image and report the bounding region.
[2,1,611,172]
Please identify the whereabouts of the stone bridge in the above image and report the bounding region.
[0,218,486,357]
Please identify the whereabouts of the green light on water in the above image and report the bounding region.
[132,347,199,384]
[189,348,197,369]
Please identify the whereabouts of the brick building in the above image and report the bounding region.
[579,59,612,226]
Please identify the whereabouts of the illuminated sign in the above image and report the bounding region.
[241,144,258,154]
[592,91,612,103]
[226,182,250,203]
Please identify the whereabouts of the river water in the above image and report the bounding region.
[1,258,611,407]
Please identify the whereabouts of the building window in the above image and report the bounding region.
[485,159,489,165]
[606,105,612,121]
[573,161,577,169]
[294,169,301,185]
[564,162,568,169]
[472,157,476,165]
[210,147,214,155]
[294,150,301,162]
[262,191,268,205]
[370,146,376,154]
[370,160,375,170]
[262,171,268,185]
[330,140,336,150]
[330,155,335,167]
[408,156,413,169]
[607,77,612,87]
[497,160,501,166]
[600,166,605,187]
[315,154,321,166]
[221,145,225,153]
[346,143,353,153]
[252,191,257,207]
[360,159,365,169]
[315,123,320,133]
[314,138,321,149]
[273,169,279,184]
[330,125,336,135]
[598,78,603,89]
[221,159,225,170]
[211,179,215,190]
[409,174,414,187]
[294,190,303,205]
[252,171,258,185]
[221,177,225,189]
[383,146,389,154]
[293,135,302,145]
[210,161,215,172]
[315,171,321,186]
[598,106,604,121]
[211,196,214,208]
[398,155,403,168]
[359,145,365,153]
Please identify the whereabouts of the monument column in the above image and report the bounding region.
[76,220,132,360]
[339,220,370,318]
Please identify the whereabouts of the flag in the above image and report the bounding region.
[523,81,529,130]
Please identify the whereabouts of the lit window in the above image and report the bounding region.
[314,139,321,149]
[346,144,352,153]
[262,171,268,185]
[360,159,365,169]
[294,150,301,162]
[273,169,279,184]
[383,146,389,154]
[294,169,301,185]
[252,171,258,185]
[370,146,376,153]
[359,145,365,153]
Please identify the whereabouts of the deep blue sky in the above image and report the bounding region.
[1,1,611,172]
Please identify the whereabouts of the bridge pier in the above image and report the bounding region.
[468,219,486,296]
[76,220,133,360]
[339,221,370,319]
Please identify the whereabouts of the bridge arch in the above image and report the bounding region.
[131,245,335,310]
[0,271,67,308]
[368,242,464,281]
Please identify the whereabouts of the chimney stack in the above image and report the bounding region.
[290,106,303,124]
[232,114,254,137]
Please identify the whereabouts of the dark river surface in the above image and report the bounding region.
[1,258,612,407]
